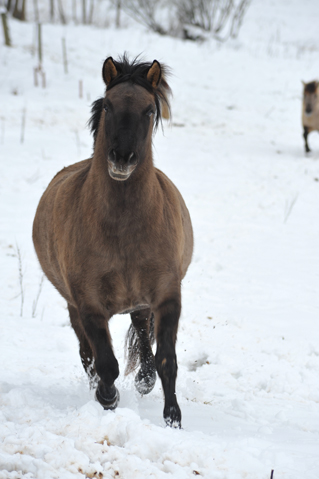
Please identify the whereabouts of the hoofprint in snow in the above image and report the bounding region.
[1,0,319,478]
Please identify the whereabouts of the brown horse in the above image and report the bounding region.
[32,55,193,428]
[302,80,319,153]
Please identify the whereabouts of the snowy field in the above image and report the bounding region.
[1,0,319,477]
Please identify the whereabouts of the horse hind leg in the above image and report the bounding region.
[68,304,97,387]
[126,309,156,395]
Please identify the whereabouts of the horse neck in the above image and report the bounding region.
[87,136,160,216]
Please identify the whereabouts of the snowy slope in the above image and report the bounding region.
[1,0,319,478]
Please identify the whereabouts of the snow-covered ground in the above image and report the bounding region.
[1,0,319,477]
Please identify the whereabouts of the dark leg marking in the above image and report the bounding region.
[155,298,181,428]
[68,304,96,387]
[80,311,120,410]
[304,126,311,153]
[130,309,156,395]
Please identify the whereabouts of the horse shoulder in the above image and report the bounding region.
[154,168,193,278]
[314,103,319,131]
[302,97,319,131]
[33,159,92,301]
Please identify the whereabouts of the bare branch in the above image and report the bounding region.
[121,0,168,35]
[15,244,25,317]
[32,274,45,318]
[174,0,251,41]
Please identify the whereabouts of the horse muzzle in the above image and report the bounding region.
[107,150,138,181]
[108,162,137,181]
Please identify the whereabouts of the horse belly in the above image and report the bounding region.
[95,258,177,316]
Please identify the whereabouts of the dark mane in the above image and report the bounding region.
[88,97,104,145]
[88,54,171,146]
[304,80,318,94]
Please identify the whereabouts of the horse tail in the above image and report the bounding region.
[124,313,155,376]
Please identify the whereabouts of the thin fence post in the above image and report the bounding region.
[41,71,46,88]
[57,0,66,24]
[50,0,54,22]
[7,1,13,14]
[13,0,26,21]
[72,0,77,23]
[62,37,68,73]
[33,0,39,22]
[82,0,86,24]
[1,12,12,46]
[116,0,121,28]
[37,22,42,67]
[88,0,94,23]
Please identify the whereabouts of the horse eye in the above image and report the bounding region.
[104,105,108,113]
[146,110,154,117]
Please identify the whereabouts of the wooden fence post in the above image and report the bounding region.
[1,12,12,46]
[37,22,42,66]
[62,37,68,73]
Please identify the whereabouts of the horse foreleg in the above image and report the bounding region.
[154,298,181,428]
[130,309,156,395]
[80,312,120,410]
[303,126,311,152]
[68,304,96,387]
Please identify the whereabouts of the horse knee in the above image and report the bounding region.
[95,349,119,384]
[155,298,181,339]
[154,298,180,380]
[79,313,119,385]
[155,351,177,380]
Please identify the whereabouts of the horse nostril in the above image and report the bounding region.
[128,152,137,165]
[109,149,117,163]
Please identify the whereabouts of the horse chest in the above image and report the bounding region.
[90,245,174,314]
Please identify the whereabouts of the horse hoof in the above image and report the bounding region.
[95,384,120,410]
[164,405,181,429]
[135,368,156,395]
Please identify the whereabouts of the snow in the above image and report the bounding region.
[1,0,319,477]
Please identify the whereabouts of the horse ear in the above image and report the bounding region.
[147,60,162,88]
[103,57,118,86]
